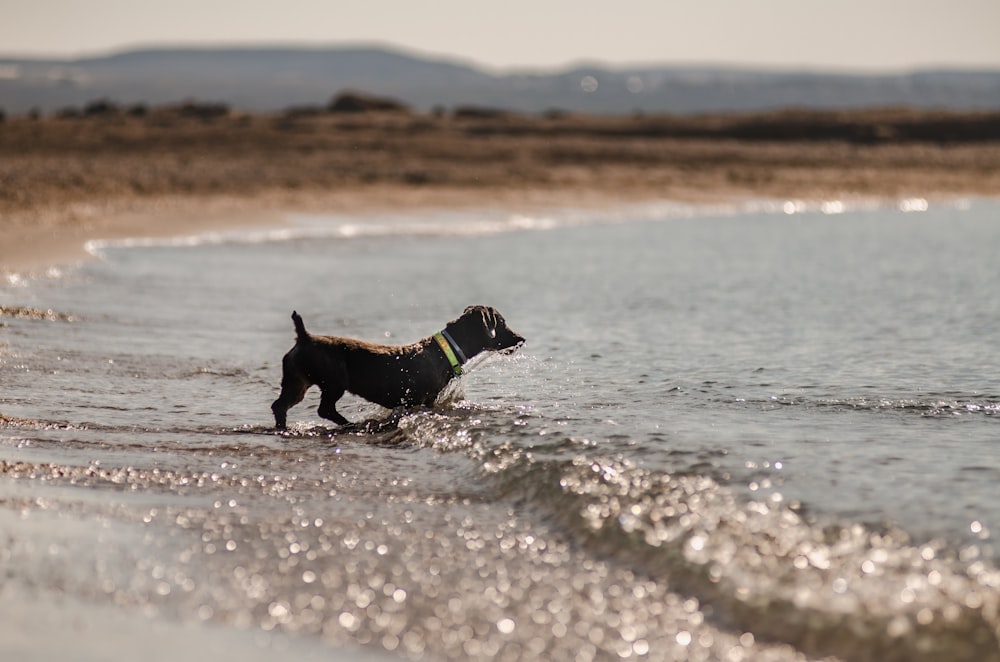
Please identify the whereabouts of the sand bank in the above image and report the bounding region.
[3,108,999,274]
[0,186,663,275]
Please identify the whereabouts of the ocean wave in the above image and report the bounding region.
[745,393,1000,418]
[0,305,79,322]
[6,401,999,660]
[360,407,1000,661]
[2,267,69,287]
[494,451,1000,662]
[79,195,948,257]
[80,206,666,254]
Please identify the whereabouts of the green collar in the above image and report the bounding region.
[433,332,464,376]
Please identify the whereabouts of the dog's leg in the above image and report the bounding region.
[272,375,308,430]
[317,387,351,426]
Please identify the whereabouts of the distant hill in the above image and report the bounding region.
[2,45,999,116]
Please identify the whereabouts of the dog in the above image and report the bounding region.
[271,305,524,429]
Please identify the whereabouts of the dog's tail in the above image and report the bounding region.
[291,310,309,341]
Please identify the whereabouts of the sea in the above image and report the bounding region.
[1,196,998,662]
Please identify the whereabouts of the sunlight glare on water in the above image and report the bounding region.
[2,198,1000,661]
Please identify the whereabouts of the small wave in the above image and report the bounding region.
[350,405,1000,659]
[0,305,79,322]
[80,212,578,255]
[75,195,949,259]
[486,448,1000,662]
[2,267,70,287]
[182,366,252,380]
[734,391,1000,418]
[0,415,83,431]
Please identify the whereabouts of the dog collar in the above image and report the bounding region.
[434,331,465,376]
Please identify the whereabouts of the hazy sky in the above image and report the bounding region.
[4,0,999,71]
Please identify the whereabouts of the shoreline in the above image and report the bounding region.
[0,185,751,277]
[1,186,988,279]
[4,108,1000,276]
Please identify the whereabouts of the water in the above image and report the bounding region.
[2,198,999,661]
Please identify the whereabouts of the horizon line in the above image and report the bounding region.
[1,40,998,78]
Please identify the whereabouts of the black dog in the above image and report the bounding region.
[271,305,524,429]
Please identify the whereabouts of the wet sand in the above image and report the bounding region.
[2,106,1000,273]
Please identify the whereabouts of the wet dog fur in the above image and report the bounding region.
[271,306,524,429]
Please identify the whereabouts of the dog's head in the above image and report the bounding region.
[456,305,525,355]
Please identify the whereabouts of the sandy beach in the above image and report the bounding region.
[2,106,1000,274]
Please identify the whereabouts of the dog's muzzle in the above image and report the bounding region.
[499,334,526,355]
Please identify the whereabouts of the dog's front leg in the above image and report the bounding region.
[317,388,351,426]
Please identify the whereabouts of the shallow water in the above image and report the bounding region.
[2,198,999,661]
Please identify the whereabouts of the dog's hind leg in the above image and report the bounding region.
[272,375,309,430]
[317,387,351,426]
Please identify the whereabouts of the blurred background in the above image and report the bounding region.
[3,0,999,115]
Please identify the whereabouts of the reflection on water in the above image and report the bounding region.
[2,198,1000,660]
